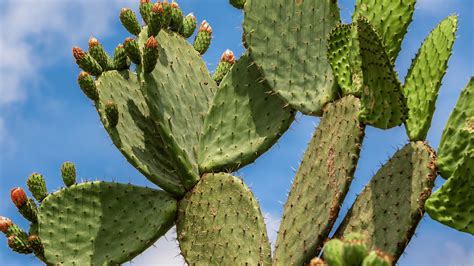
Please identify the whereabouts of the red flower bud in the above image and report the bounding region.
[171,1,179,8]
[152,3,164,14]
[0,217,12,233]
[10,188,27,208]
[140,0,150,3]
[221,49,235,64]
[88,37,99,48]
[199,20,212,34]
[145,36,158,49]
[72,47,85,60]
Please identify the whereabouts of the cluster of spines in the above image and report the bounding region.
[1,162,78,261]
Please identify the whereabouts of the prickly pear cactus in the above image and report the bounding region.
[2,0,471,264]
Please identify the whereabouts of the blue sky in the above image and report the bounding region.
[0,0,473,265]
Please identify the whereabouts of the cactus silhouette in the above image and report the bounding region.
[1,0,471,265]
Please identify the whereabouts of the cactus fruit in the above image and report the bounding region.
[143,36,159,73]
[72,47,103,76]
[180,13,197,38]
[123,37,142,64]
[335,142,437,260]
[77,71,99,101]
[170,1,184,32]
[425,150,474,234]
[149,3,164,37]
[0,217,13,234]
[120,8,142,36]
[88,37,113,71]
[322,234,369,266]
[11,188,38,223]
[362,250,393,266]
[113,44,131,70]
[437,77,474,179]
[139,0,153,25]
[26,173,48,202]
[274,95,364,265]
[177,173,271,265]
[10,187,27,208]
[193,20,212,54]
[213,49,235,85]
[403,16,458,141]
[244,0,341,115]
[60,161,76,187]
[230,0,246,9]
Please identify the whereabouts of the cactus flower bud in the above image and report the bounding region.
[309,258,326,266]
[140,0,153,25]
[180,13,197,38]
[26,173,48,202]
[143,36,159,73]
[113,44,131,71]
[0,217,13,234]
[198,20,212,34]
[123,37,142,65]
[193,20,212,55]
[88,37,113,70]
[78,72,99,101]
[72,46,103,76]
[8,235,32,254]
[61,161,77,187]
[170,1,184,32]
[161,1,172,28]
[11,188,27,208]
[148,3,165,37]
[213,49,235,85]
[152,2,164,14]
[105,101,119,128]
[120,8,141,36]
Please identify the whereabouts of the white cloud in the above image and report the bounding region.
[0,0,135,106]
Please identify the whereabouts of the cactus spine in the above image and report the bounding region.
[1,0,471,265]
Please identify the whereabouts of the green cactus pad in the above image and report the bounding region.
[27,173,48,202]
[38,181,177,265]
[335,141,437,261]
[327,24,357,96]
[95,70,185,196]
[138,29,217,190]
[356,18,406,129]
[198,54,295,173]
[353,0,415,61]
[243,0,340,115]
[323,236,368,266]
[404,16,458,141]
[425,150,474,235]
[177,173,271,265]
[437,77,474,179]
[274,95,365,265]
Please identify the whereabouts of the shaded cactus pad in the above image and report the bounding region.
[335,141,437,260]
[274,95,365,265]
[177,173,271,265]
[243,0,340,115]
[199,54,295,173]
[425,150,474,235]
[38,182,177,265]
[437,77,474,179]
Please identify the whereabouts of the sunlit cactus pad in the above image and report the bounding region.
[177,173,271,265]
[38,182,177,265]
[243,0,340,115]
[199,54,295,173]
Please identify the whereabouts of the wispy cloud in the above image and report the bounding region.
[0,0,134,106]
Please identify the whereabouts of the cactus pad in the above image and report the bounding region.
[353,0,416,61]
[243,0,341,115]
[38,181,177,265]
[437,77,474,179]
[177,173,271,265]
[274,95,365,265]
[425,150,474,235]
[95,70,185,196]
[404,16,458,141]
[356,18,406,129]
[138,29,217,190]
[198,54,295,173]
[335,141,437,260]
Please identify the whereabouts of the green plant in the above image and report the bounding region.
[1,0,472,265]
